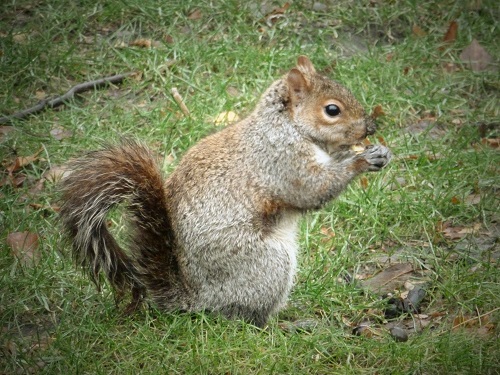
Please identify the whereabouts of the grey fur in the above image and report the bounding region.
[59,56,391,327]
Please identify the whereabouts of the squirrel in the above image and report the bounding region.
[59,56,391,327]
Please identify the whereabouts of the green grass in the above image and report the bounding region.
[1,0,499,374]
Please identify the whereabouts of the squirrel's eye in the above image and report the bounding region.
[325,104,341,117]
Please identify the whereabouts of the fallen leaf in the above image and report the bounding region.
[5,147,43,174]
[360,263,414,294]
[319,227,335,242]
[403,120,445,139]
[6,232,40,266]
[113,40,127,48]
[441,223,481,240]
[412,25,426,37]
[43,165,71,183]
[370,105,385,119]
[17,155,42,169]
[460,39,494,72]
[0,174,27,188]
[50,127,73,140]
[465,194,481,205]
[129,39,152,48]
[441,61,460,73]
[35,90,47,100]
[13,33,28,44]
[360,176,369,189]
[272,2,290,14]
[376,136,387,146]
[442,20,458,44]
[264,2,290,26]
[129,71,143,82]
[188,8,203,20]
[481,138,500,148]
[164,34,174,44]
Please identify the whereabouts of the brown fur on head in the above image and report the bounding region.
[286,56,376,149]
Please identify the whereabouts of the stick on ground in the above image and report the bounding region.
[0,73,133,125]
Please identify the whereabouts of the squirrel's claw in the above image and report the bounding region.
[362,144,392,171]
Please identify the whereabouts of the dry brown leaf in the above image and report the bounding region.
[460,39,494,72]
[361,263,414,294]
[0,174,26,187]
[376,136,387,146]
[319,227,335,241]
[164,34,174,44]
[442,223,481,240]
[129,71,143,82]
[5,147,43,174]
[264,2,290,25]
[360,176,369,190]
[370,105,385,119]
[129,39,152,48]
[188,8,203,20]
[412,25,426,37]
[481,138,500,148]
[441,61,460,73]
[442,20,458,44]
[6,231,40,266]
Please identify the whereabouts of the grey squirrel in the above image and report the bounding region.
[59,56,391,327]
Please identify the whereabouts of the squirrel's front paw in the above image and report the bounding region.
[362,145,392,171]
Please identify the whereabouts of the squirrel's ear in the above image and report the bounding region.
[296,55,316,76]
[287,68,310,102]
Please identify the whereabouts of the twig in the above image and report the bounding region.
[0,72,134,125]
[171,87,190,117]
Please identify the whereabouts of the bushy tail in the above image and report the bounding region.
[59,139,176,303]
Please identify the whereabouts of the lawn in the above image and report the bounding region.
[1,0,499,374]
